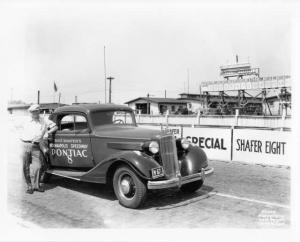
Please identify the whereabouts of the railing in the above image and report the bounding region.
[135,114,291,129]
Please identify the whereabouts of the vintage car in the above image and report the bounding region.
[44,104,214,208]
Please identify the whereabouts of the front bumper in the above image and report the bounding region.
[147,167,214,190]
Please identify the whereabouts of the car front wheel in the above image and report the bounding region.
[180,180,203,193]
[113,165,147,209]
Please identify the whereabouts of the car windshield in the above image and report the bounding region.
[91,110,136,128]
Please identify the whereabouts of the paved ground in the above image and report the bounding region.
[6,125,290,229]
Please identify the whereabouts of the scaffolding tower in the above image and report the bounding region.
[201,60,291,115]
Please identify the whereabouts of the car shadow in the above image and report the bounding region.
[44,176,215,208]
[142,185,215,210]
[43,176,116,201]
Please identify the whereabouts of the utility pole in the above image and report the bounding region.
[58,92,61,104]
[146,93,154,114]
[107,76,114,103]
[147,93,150,114]
[75,95,78,103]
[165,90,166,98]
[37,90,40,104]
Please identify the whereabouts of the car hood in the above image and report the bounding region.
[93,125,162,140]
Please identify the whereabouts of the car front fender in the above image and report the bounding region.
[178,145,208,176]
[80,150,161,183]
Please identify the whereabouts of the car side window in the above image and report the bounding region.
[59,114,88,133]
[60,115,74,131]
[74,115,88,132]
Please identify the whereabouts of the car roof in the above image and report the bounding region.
[53,104,133,115]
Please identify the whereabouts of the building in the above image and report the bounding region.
[7,103,30,115]
[177,93,205,114]
[125,58,290,116]
[178,93,263,115]
[200,58,291,116]
[7,102,67,115]
[220,62,260,80]
[125,97,188,115]
[125,93,264,115]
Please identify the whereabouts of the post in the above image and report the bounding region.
[107,76,114,103]
[197,109,201,125]
[235,109,239,126]
[109,78,112,103]
[147,93,150,114]
[165,90,166,98]
[37,90,40,104]
[281,105,287,131]
[137,109,141,123]
[165,109,169,127]
[58,92,61,104]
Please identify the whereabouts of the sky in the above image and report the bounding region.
[1,0,292,105]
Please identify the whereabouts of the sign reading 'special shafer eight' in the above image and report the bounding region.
[183,127,231,161]
[233,129,290,164]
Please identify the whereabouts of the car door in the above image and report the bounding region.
[49,112,95,169]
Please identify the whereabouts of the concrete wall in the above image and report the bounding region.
[139,123,291,166]
[135,114,291,129]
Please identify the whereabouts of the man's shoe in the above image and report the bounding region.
[26,187,34,194]
[34,187,45,192]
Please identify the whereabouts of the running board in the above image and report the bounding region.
[46,169,87,181]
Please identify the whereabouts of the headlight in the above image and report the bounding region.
[149,141,159,154]
[181,138,190,150]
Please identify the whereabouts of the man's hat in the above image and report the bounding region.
[28,104,40,112]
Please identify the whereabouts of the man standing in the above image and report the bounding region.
[21,104,57,194]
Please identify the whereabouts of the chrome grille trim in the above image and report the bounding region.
[159,135,179,179]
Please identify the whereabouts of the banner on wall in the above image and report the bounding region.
[138,124,182,139]
[183,127,232,161]
[161,125,182,139]
[138,124,291,166]
[232,129,291,165]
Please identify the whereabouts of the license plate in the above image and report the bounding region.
[151,167,164,179]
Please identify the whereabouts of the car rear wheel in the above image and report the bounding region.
[180,180,203,193]
[113,166,147,209]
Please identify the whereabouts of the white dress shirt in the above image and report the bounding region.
[21,117,56,143]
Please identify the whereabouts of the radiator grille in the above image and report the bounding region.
[159,135,179,179]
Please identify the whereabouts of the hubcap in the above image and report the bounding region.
[119,174,136,198]
[121,178,131,195]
